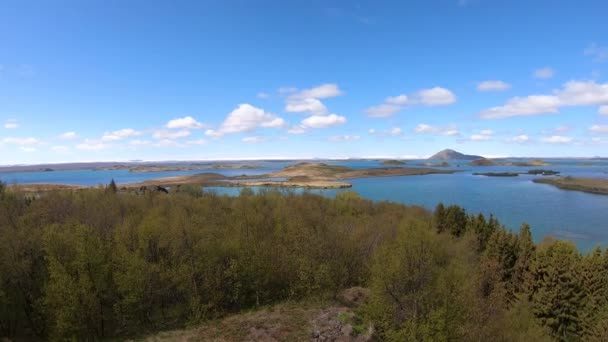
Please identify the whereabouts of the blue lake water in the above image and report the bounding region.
[2,159,608,251]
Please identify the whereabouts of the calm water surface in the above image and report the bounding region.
[2,159,608,250]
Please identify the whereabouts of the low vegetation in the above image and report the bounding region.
[534,176,608,195]
[380,160,406,166]
[2,181,608,341]
[473,172,519,177]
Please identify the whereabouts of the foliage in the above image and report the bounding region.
[0,189,606,341]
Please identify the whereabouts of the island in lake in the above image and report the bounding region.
[380,160,406,165]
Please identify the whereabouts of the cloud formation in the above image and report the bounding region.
[102,128,141,141]
[59,131,78,140]
[477,80,511,91]
[479,80,608,119]
[329,135,360,142]
[534,67,555,79]
[153,129,191,139]
[414,124,459,136]
[366,87,456,117]
[2,137,40,145]
[541,135,573,144]
[242,136,266,143]
[369,127,403,136]
[284,83,343,115]
[76,139,107,150]
[4,119,18,129]
[301,114,346,128]
[590,125,608,134]
[166,116,206,129]
[506,134,530,143]
[205,104,286,137]
[469,129,494,141]
[584,43,608,62]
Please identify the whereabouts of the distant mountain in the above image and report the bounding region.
[428,149,483,160]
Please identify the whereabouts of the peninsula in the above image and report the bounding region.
[533,177,608,195]
[127,162,457,189]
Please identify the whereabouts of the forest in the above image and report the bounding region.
[1,181,608,341]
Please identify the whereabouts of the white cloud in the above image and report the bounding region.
[591,137,608,144]
[600,106,608,115]
[51,145,69,152]
[534,67,555,79]
[257,92,270,99]
[385,94,409,105]
[479,80,608,119]
[286,98,328,115]
[186,139,208,145]
[442,129,460,136]
[584,43,608,62]
[389,127,403,136]
[287,126,307,134]
[301,114,346,128]
[470,129,494,141]
[414,124,460,136]
[366,87,456,117]
[414,124,437,134]
[166,116,205,129]
[76,139,107,150]
[204,129,223,138]
[329,135,360,142]
[479,95,560,119]
[284,84,343,115]
[417,87,457,105]
[366,104,402,118]
[369,127,403,137]
[506,134,530,143]
[477,80,511,91]
[153,129,191,139]
[470,134,490,141]
[129,139,151,146]
[20,147,37,152]
[242,136,266,143]
[556,80,608,106]
[294,83,343,99]
[59,131,78,140]
[590,125,608,134]
[4,119,18,129]
[205,104,286,137]
[541,135,573,144]
[2,137,40,146]
[102,128,141,141]
[154,139,185,147]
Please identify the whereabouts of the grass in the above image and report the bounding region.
[138,300,335,341]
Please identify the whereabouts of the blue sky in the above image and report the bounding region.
[1,0,608,164]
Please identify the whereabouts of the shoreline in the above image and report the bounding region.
[533,177,608,195]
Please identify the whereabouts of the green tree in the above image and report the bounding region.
[529,241,585,341]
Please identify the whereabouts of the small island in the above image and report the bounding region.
[533,176,608,195]
[505,159,549,167]
[527,169,560,176]
[381,160,406,166]
[473,172,519,177]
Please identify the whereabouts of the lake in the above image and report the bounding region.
[2,159,608,251]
